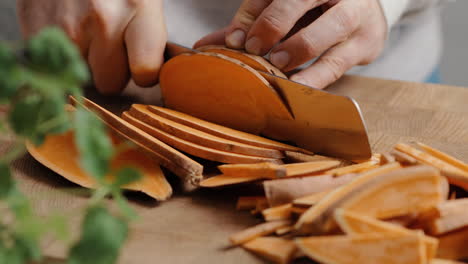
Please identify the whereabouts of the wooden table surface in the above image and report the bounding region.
[12,75,468,263]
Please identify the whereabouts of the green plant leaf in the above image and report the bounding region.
[68,206,128,264]
[8,96,42,140]
[0,163,14,199]
[113,168,142,188]
[74,108,113,180]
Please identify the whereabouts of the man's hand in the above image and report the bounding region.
[17,0,167,94]
[196,0,387,89]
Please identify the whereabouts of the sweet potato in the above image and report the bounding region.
[196,45,286,78]
[417,142,468,172]
[242,237,297,264]
[128,104,283,159]
[27,131,172,200]
[159,52,292,135]
[418,199,468,235]
[230,220,291,245]
[147,105,303,152]
[292,190,333,208]
[296,233,427,264]
[70,97,203,184]
[218,163,286,178]
[237,196,268,211]
[199,174,266,187]
[283,160,342,177]
[262,204,293,221]
[123,112,280,164]
[437,226,468,260]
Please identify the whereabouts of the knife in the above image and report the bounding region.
[164,42,372,160]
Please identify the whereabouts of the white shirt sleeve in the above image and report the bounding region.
[378,0,452,29]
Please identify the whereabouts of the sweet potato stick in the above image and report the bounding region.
[395,143,468,190]
[242,237,297,264]
[283,160,342,177]
[237,197,267,211]
[419,198,468,235]
[325,160,379,177]
[262,204,293,221]
[391,149,419,165]
[293,190,333,208]
[218,163,286,179]
[417,142,468,172]
[284,151,349,165]
[275,226,293,236]
[437,226,468,260]
[200,174,265,188]
[230,220,291,246]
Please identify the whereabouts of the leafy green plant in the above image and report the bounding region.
[0,27,141,264]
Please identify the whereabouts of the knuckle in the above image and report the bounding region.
[260,12,283,34]
[236,8,257,28]
[297,33,320,57]
[321,55,347,81]
[333,4,360,37]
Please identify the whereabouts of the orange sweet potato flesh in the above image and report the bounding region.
[242,237,297,264]
[159,52,293,135]
[296,233,427,264]
[128,104,283,159]
[437,226,468,260]
[196,45,287,78]
[26,131,172,200]
[70,97,203,184]
[122,112,280,164]
[147,105,302,152]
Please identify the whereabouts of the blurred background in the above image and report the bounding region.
[1,0,467,87]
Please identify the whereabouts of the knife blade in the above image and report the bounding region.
[164,42,371,160]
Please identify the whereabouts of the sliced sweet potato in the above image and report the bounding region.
[128,104,283,159]
[296,233,427,264]
[147,105,303,152]
[437,226,468,260]
[417,142,468,172]
[275,226,293,236]
[418,199,468,235]
[283,160,342,177]
[26,131,172,200]
[395,143,468,190]
[196,45,287,78]
[218,163,286,178]
[292,190,332,208]
[123,112,280,164]
[380,153,396,165]
[159,52,292,135]
[237,196,268,211]
[325,160,380,177]
[334,209,438,259]
[230,220,291,245]
[242,237,297,264]
[70,97,203,184]
[262,204,293,221]
[338,165,444,220]
[284,151,350,165]
[264,173,358,207]
[295,163,403,234]
[199,174,265,187]
[391,149,419,165]
[431,259,467,264]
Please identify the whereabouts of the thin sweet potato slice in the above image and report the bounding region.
[26,131,172,200]
[283,160,342,177]
[334,209,438,259]
[325,159,380,177]
[296,233,427,264]
[159,52,292,135]
[262,204,293,221]
[242,237,297,264]
[196,45,287,78]
[199,174,265,187]
[218,163,286,178]
[70,97,203,184]
[338,165,444,220]
[264,173,358,207]
[147,105,303,152]
[418,199,468,235]
[275,226,293,236]
[230,220,291,245]
[285,151,350,166]
[395,143,468,190]
[431,259,467,264]
[128,104,283,159]
[391,149,419,165]
[123,112,280,164]
[437,226,468,260]
[295,162,403,234]
[417,142,468,172]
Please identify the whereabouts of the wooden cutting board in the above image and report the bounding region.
[10,75,468,263]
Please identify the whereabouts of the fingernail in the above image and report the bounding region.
[245,37,262,55]
[226,30,245,49]
[270,51,290,69]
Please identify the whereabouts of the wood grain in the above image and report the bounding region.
[10,75,468,263]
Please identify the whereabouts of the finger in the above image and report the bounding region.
[290,37,363,89]
[193,27,227,48]
[269,1,361,71]
[87,0,134,94]
[224,0,272,49]
[125,0,167,87]
[245,0,327,55]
